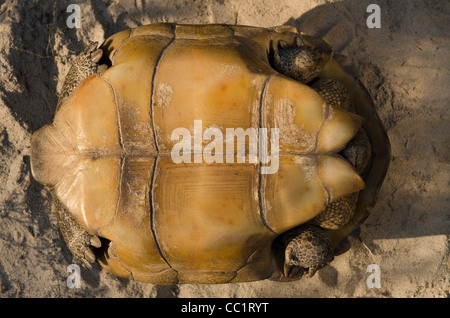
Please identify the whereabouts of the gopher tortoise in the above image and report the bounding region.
[30,23,390,284]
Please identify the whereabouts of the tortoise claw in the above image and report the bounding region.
[306,267,318,278]
[278,39,288,49]
[97,64,108,73]
[82,250,96,269]
[76,235,100,269]
[91,48,103,63]
[90,235,102,248]
[85,249,96,264]
[283,263,301,278]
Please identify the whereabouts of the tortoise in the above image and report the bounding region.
[30,23,390,284]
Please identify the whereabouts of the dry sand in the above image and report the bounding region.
[0,0,448,298]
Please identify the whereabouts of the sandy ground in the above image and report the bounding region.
[0,0,448,298]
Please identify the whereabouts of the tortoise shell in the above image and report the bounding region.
[30,23,390,284]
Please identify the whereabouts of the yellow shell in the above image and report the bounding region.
[30,24,389,284]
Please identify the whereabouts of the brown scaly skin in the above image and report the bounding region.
[341,130,372,175]
[311,78,353,111]
[56,41,103,110]
[282,225,334,278]
[53,198,101,269]
[274,40,323,83]
[312,193,358,230]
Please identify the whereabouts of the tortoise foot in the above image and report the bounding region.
[273,38,323,83]
[54,198,102,269]
[57,41,105,110]
[282,224,334,278]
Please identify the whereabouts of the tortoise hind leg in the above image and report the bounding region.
[279,194,358,279]
[281,224,334,278]
[53,197,101,269]
[312,193,359,230]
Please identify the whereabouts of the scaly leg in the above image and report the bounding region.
[57,41,106,110]
[281,224,334,278]
[53,197,101,269]
[273,39,323,83]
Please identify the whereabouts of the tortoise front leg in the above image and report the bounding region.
[53,198,101,269]
[282,224,334,278]
[57,41,106,110]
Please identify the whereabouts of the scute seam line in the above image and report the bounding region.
[149,156,177,276]
[150,24,176,154]
[314,99,330,153]
[98,74,125,151]
[314,156,331,206]
[111,27,134,66]
[96,74,125,234]
[258,74,278,235]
